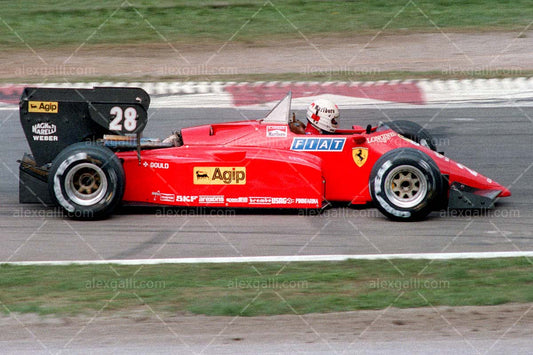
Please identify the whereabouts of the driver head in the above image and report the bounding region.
[306,99,339,133]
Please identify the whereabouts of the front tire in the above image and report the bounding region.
[48,142,125,219]
[370,148,442,221]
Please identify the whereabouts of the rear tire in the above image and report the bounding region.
[48,142,124,220]
[387,120,437,151]
[370,148,442,221]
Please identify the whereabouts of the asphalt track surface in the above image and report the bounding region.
[0,105,531,263]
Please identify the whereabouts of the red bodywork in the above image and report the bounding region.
[116,95,510,210]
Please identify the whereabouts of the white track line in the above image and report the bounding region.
[3,251,533,266]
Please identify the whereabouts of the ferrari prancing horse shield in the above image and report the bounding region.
[352,147,368,167]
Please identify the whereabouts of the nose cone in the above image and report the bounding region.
[498,185,511,197]
[432,154,511,204]
[483,177,511,198]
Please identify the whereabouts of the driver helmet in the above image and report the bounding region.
[306,99,339,133]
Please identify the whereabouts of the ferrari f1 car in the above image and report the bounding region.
[18,87,510,220]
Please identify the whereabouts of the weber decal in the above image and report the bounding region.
[291,137,345,151]
[194,167,246,185]
[32,122,58,141]
[28,101,58,113]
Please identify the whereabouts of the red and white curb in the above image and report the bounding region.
[1,78,532,108]
[3,251,533,266]
[419,77,533,104]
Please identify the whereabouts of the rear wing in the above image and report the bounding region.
[19,87,150,166]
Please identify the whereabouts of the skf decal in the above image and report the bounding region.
[28,101,58,113]
[176,195,198,203]
[291,137,345,151]
[352,147,368,167]
[194,167,246,185]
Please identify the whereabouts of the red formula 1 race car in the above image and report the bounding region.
[18,87,510,221]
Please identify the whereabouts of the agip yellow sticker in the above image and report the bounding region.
[194,167,246,185]
[28,101,58,113]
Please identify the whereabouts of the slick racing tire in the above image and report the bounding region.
[48,142,125,220]
[387,120,437,151]
[369,148,443,221]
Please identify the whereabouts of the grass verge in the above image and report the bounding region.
[1,1,532,49]
[1,258,532,317]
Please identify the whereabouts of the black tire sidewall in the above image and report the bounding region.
[48,142,124,219]
[370,148,442,221]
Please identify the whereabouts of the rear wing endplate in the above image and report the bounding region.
[19,87,150,166]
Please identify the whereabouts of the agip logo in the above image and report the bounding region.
[28,101,58,113]
[194,167,246,185]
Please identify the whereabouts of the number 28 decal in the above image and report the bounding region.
[109,106,138,132]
